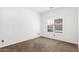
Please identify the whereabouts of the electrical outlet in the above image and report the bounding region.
[1,40,4,43]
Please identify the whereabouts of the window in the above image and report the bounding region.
[47,18,63,33]
[47,20,53,32]
[54,18,63,33]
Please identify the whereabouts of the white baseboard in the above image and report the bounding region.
[0,35,40,48]
[0,34,77,48]
[40,35,78,44]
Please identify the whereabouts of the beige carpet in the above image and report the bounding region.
[0,37,78,52]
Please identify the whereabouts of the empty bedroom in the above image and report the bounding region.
[0,7,78,52]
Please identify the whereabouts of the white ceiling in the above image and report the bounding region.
[29,7,57,13]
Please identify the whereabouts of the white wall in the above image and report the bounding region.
[40,7,78,44]
[78,8,79,48]
[0,7,40,48]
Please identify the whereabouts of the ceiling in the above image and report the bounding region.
[29,7,57,13]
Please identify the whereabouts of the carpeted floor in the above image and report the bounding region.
[0,37,78,52]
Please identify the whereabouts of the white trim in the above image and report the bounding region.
[0,35,40,48]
